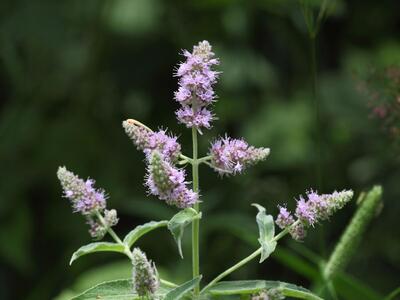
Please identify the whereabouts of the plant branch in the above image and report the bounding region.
[201,220,300,293]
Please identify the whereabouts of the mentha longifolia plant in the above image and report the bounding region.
[57,41,354,300]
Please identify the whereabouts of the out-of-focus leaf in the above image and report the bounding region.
[273,248,321,281]
[334,272,383,300]
[105,0,162,35]
[384,287,400,300]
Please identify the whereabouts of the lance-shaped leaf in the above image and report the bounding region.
[168,208,202,258]
[71,279,173,300]
[206,280,323,300]
[252,203,277,263]
[70,242,125,265]
[123,220,168,248]
[164,276,202,300]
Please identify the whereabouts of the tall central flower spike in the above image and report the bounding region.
[276,190,354,240]
[174,40,220,132]
[57,166,118,239]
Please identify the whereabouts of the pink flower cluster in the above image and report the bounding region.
[145,151,197,208]
[57,166,118,239]
[276,190,353,240]
[174,40,219,131]
[123,119,181,162]
[208,136,270,175]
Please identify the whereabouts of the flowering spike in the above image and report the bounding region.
[145,151,197,208]
[57,166,106,215]
[131,248,159,297]
[276,206,294,229]
[276,189,354,241]
[86,217,107,240]
[123,119,181,161]
[174,40,219,130]
[208,136,270,175]
[289,222,307,241]
[122,119,152,151]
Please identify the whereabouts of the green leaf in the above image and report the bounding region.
[207,280,323,300]
[164,276,202,300]
[71,279,172,300]
[168,208,201,258]
[69,242,125,265]
[123,220,168,248]
[252,204,277,262]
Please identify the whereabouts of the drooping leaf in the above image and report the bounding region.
[69,242,125,265]
[168,208,201,258]
[206,280,323,300]
[71,279,173,300]
[252,204,277,262]
[123,220,168,248]
[164,276,202,300]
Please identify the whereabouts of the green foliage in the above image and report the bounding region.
[123,220,168,248]
[168,208,202,258]
[71,279,172,300]
[164,276,202,300]
[69,243,125,265]
[252,204,277,263]
[206,280,322,299]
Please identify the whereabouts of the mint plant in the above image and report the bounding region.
[57,41,354,300]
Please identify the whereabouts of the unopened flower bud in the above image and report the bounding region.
[104,209,119,228]
[132,248,159,297]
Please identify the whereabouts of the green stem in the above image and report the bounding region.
[192,127,200,296]
[95,211,133,260]
[201,221,300,293]
[160,279,178,288]
[197,155,212,164]
[95,211,179,289]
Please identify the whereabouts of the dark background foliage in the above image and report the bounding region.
[0,0,399,299]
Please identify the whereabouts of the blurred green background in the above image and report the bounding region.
[0,0,399,299]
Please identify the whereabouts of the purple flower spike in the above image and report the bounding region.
[289,222,307,241]
[145,151,197,208]
[209,136,270,175]
[174,40,219,130]
[276,206,295,229]
[176,107,213,130]
[57,166,106,215]
[57,166,119,238]
[295,196,317,226]
[275,189,353,241]
[123,119,181,161]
